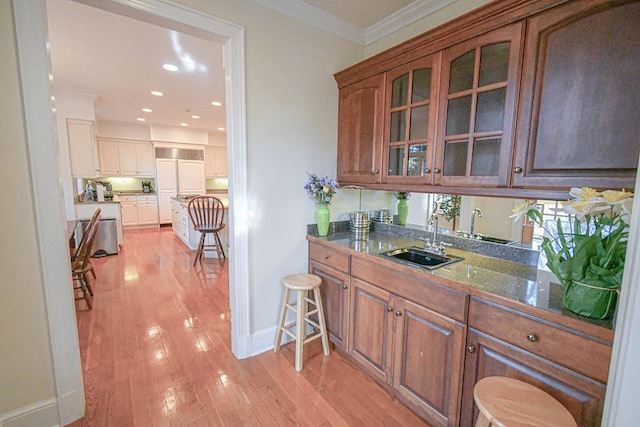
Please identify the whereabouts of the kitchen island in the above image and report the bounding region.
[308,225,612,427]
[170,195,229,257]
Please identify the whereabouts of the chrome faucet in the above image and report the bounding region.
[470,208,484,236]
[429,212,439,244]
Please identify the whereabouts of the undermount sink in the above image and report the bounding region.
[382,247,464,270]
[476,235,517,245]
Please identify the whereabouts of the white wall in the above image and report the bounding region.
[1,0,57,420]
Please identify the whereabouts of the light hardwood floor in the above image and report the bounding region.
[68,228,428,426]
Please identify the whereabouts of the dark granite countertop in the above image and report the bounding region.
[307,227,614,340]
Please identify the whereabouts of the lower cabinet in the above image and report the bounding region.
[308,241,611,427]
[349,278,466,427]
[461,298,610,427]
[119,195,158,227]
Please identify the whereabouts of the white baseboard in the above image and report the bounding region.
[250,325,294,357]
[56,388,85,426]
[1,398,59,427]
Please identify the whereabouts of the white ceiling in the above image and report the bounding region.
[45,0,430,134]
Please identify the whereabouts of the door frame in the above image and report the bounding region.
[12,0,250,424]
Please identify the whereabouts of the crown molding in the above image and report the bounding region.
[253,0,365,44]
[365,0,458,45]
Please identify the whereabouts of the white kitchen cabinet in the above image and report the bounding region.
[119,195,138,226]
[119,194,158,227]
[177,160,205,194]
[205,146,227,177]
[68,119,99,178]
[98,139,120,175]
[137,195,159,224]
[156,158,178,224]
[170,198,228,257]
[118,141,154,177]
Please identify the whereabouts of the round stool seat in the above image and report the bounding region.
[473,377,576,427]
[283,273,322,291]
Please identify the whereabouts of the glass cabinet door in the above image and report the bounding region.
[383,55,439,184]
[435,23,523,187]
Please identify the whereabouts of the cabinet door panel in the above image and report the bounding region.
[435,23,523,187]
[118,142,138,175]
[310,261,349,351]
[67,119,99,178]
[136,143,155,176]
[393,299,466,427]
[513,1,640,189]
[382,55,439,184]
[461,329,606,427]
[349,278,393,384]
[98,140,120,175]
[337,74,385,184]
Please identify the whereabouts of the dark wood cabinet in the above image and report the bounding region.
[382,54,441,185]
[435,23,524,188]
[335,0,639,197]
[393,298,466,427]
[461,298,610,426]
[336,74,385,184]
[512,0,640,190]
[308,242,350,351]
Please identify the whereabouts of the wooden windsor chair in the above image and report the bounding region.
[187,196,226,266]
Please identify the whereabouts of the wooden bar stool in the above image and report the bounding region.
[274,273,330,372]
[473,376,577,427]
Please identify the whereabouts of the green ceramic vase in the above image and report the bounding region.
[316,204,330,236]
[397,200,409,225]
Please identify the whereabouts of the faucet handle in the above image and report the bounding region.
[419,237,432,249]
[438,241,453,255]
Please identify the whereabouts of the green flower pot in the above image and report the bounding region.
[563,280,619,319]
[397,200,409,225]
[316,204,330,236]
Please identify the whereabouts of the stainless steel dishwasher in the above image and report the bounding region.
[80,217,119,257]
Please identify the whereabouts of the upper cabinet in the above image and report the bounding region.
[337,74,385,184]
[204,146,228,178]
[334,0,640,197]
[97,138,154,177]
[512,1,640,190]
[382,55,440,185]
[67,119,99,178]
[434,23,523,188]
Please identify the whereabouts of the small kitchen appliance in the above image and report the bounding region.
[142,181,153,193]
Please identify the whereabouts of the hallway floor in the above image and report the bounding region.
[68,228,427,426]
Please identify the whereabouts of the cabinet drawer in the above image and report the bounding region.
[468,298,611,383]
[138,195,157,202]
[309,242,349,273]
[118,195,137,202]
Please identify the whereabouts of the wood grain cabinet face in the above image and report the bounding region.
[513,1,640,190]
[309,259,350,351]
[461,298,610,427]
[382,55,440,185]
[337,74,386,184]
[434,23,524,188]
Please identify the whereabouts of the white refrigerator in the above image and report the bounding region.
[156,158,205,224]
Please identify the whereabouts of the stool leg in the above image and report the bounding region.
[295,289,305,372]
[314,287,330,357]
[274,288,290,353]
[474,412,491,427]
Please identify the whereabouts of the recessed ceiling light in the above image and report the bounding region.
[180,123,188,127]
[211,101,222,106]
[151,91,163,96]
[217,127,225,131]
[163,64,179,72]
[137,118,146,122]
[191,115,200,119]
[142,108,152,112]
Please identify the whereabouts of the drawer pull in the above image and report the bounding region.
[323,255,329,259]
[395,310,402,316]
[387,306,393,312]
[342,284,348,289]
[467,345,476,353]
[527,333,538,342]
[433,168,441,174]
[513,166,523,173]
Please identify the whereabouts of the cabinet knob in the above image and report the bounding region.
[371,169,379,175]
[342,284,347,289]
[424,168,431,173]
[513,166,523,174]
[395,310,402,316]
[323,255,329,259]
[386,306,393,312]
[467,345,476,353]
[433,168,441,174]
[527,333,538,342]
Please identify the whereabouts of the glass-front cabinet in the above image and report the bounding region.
[434,23,523,187]
[383,55,440,184]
